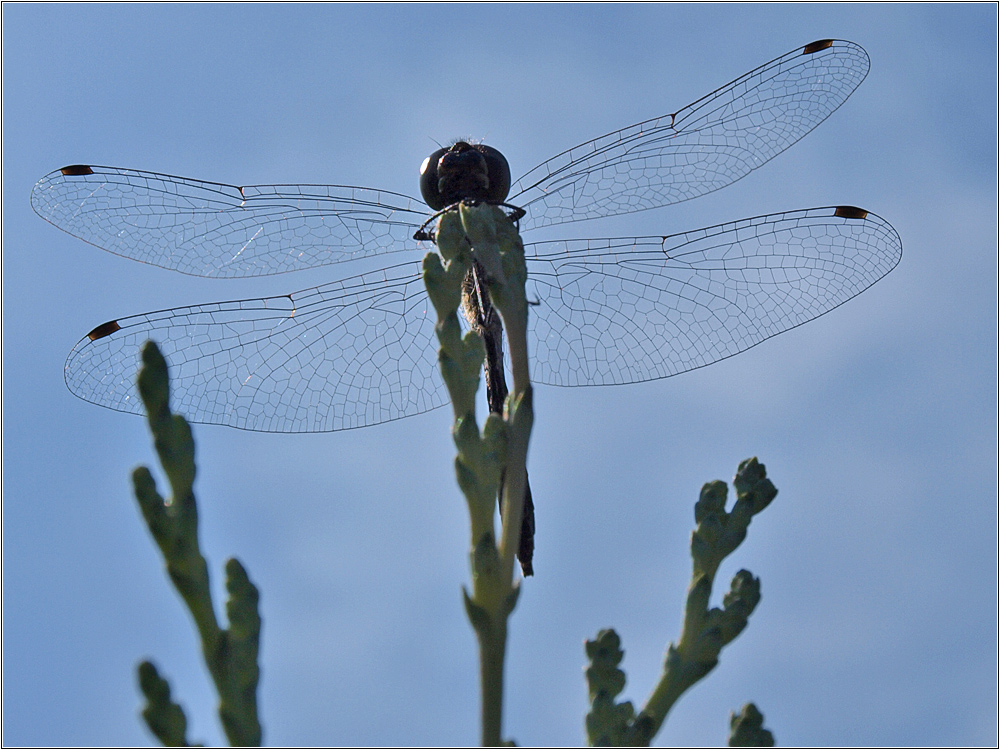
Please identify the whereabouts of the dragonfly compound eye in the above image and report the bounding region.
[419,142,511,210]
[419,146,450,210]
[478,145,511,205]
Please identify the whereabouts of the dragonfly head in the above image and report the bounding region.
[419,141,511,210]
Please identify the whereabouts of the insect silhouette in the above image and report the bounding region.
[32,40,901,573]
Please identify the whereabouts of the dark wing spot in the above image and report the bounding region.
[60,165,95,176]
[803,39,834,55]
[87,320,121,341]
[834,206,868,220]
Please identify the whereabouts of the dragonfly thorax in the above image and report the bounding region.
[419,141,512,210]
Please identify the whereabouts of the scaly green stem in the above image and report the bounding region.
[134,342,263,747]
[585,460,777,746]
[425,203,533,746]
[479,617,507,746]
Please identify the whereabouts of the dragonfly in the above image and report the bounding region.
[32,39,901,570]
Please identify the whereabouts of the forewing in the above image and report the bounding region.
[524,207,901,386]
[64,261,444,432]
[511,40,870,230]
[32,165,428,278]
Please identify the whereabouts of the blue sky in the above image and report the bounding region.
[3,4,997,746]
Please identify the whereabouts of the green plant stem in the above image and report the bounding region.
[134,342,262,747]
[637,461,774,738]
[479,617,507,746]
[425,203,532,746]
[585,460,776,746]
[458,203,532,588]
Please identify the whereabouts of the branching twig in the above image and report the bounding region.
[423,204,533,746]
[585,459,777,746]
[133,342,263,747]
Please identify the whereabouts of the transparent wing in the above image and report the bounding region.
[31,165,429,278]
[511,40,870,231]
[65,208,900,431]
[64,261,445,432]
[524,206,901,386]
